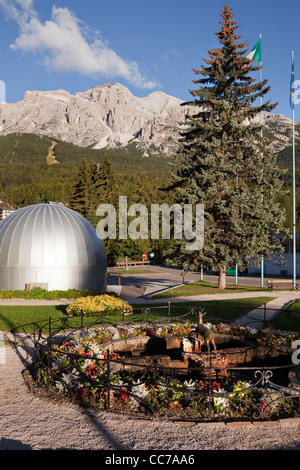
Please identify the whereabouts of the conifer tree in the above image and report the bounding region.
[89,152,119,231]
[69,154,119,228]
[69,158,93,219]
[168,4,287,289]
[93,152,118,206]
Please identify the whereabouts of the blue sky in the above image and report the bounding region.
[0,0,298,119]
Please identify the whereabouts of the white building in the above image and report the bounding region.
[0,203,17,221]
[248,233,300,277]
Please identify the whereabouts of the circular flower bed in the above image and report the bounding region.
[34,321,300,422]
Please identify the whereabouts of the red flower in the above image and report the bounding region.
[211,381,221,391]
[117,388,130,403]
[76,387,87,398]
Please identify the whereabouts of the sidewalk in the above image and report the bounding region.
[235,292,299,328]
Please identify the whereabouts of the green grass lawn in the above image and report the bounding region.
[270,299,300,331]
[0,297,275,333]
[0,305,133,334]
[0,305,69,333]
[153,280,275,298]
[134,297,275,323]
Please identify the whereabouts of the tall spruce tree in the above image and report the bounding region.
[93,152,118,206]
[168,4,287,289]
[69,158,93,220]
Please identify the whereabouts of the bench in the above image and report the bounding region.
[267,279,298,290]
[116,260,150,267]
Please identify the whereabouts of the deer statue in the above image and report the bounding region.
[190,309,217,356]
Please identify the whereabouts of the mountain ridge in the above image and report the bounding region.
[0,82,298,156]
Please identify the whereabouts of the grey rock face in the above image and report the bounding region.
[0,82,296,156]
[0,83,192,156]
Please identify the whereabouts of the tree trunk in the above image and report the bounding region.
[218,266,226,290]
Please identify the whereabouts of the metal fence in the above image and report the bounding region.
[31,305,300,423]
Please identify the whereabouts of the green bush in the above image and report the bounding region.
[0,287,103,300]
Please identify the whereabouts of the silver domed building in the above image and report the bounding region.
[0,204,107,291]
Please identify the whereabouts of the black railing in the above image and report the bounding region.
[31,306,300,423]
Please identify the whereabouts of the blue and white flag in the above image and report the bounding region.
[290,52,295,109]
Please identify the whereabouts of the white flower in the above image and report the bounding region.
[69,333,86,347]
[88,342,105,358]
[112,331,120,340]
[55,371,80,393]
[211,388,229,410]
[261,388,283,410]
[130,380,148,407]
[183,379,196,391]
[248,327,258,335]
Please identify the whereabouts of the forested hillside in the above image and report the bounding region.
[0,133,172,172]
[0,132,299,241]
[0,133,172,207]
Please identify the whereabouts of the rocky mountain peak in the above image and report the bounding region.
[0,82,297,157]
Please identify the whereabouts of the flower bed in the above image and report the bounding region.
[211,323,297,347]
[0,287,104,300]
[34,321,300,421]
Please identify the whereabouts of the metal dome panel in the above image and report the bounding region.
[0,204,107,291]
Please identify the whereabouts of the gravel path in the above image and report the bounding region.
[1,333,300,451]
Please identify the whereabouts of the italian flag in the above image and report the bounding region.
[242,38,262,68]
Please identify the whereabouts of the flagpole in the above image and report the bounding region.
[235,173,239,285]
[292,51,296,288]
[260,33,264,287]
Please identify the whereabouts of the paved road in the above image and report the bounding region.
[107,265,268,298]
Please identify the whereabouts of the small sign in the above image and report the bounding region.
[142,253,147,259]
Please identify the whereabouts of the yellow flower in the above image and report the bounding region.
[66,294,133,316]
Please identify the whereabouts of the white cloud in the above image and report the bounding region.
[0,0,35,25]
[0,1,158,89]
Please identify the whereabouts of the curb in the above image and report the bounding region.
[155,416,300,428]
[200,416,300,428]
[128,416,300,428]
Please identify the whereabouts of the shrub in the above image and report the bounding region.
[65,294,133,316]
